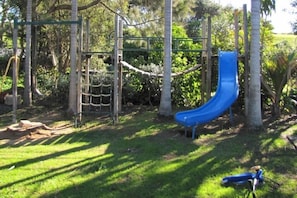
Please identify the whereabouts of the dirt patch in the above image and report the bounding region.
[0,122,74,145]
[0,105,75,144]
[1,104,296,146]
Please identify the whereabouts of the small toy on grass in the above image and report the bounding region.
[222,166,264,198]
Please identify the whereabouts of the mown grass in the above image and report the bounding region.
[273,34,297,47]
[0,105,296,198]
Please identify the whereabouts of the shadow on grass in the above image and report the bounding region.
[0,107,296,198]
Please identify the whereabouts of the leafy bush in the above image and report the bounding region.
[122,63,162,105]
[36,67,69,107]
[261,42,297,115]
[122,24,203,107]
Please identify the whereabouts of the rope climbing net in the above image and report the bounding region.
[81,71,113,115]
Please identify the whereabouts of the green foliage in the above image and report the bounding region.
[211,8,236,52]
[261,0,276,16]
[192,0,221,19]
[261,20,274,50]
[262,41,297,115]
[36,67,70,107]
[171,34,202,107]
[122,24,202,106]
[0,55,11,75]
[186,18,203,38]
[172,72,201,107]
[172,23,188,38]
[0,75,24,93]
[123,69,162,105]
[1,76,13,92]
[0,55,24,92]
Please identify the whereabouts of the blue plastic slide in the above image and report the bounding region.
[175,51,239,139]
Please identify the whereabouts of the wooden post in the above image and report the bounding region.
[113,14,119,123]
[77,17,83,124]
[12,19,18,124]
[234,9,239,51]
[85,19,90,110]
[201,19,207,104]
[24,0,32,106]
[206,16,212,100]
[243,4,249,116]
[118,18,123,112]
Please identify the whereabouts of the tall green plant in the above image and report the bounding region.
[262,42,297,116]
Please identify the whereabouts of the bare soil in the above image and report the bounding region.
[0,103,296,148]
[0,104,74,144]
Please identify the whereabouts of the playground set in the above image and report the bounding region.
[2,5,251,134]
[1,4,286,196]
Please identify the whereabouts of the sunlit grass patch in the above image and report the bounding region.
[273,34,297,47]
[0,106,296,197]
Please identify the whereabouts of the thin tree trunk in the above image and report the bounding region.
[68,0,78,115]
[159,0,172,117]
[31,0,42,97]
[248,0,262,127]
[0,0,7,47]
[243,4,249,116]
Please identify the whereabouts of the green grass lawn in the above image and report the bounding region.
[0,105,296,198]
[273,34,297,47]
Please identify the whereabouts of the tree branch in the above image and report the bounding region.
[261,76,276,103]
[47,1,162,27]
[48,0,102,14]
[99,2,129,24]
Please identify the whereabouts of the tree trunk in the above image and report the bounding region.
[159,0,172,117]
[247,0,263,127]
[0,0,7,47]
[68,0,78,115]
[31,1,42,98]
